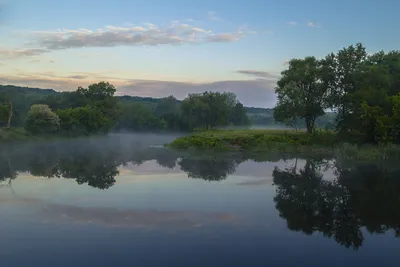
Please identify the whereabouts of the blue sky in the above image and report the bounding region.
[0,0,398,107]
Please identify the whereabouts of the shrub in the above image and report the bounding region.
[25,104,60,134]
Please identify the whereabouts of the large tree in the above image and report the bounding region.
[274,56,328,133]
[320,43,368,132]
[180,91,244,131]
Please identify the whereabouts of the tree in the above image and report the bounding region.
[180,91,244,131]
[25,104,60,134]
[0,92,13,128]
[56,106,111,135]
[117,103,166,131]
[76,82,121,126]
[229,102,250,126]
[155,95,181,130]
[274,57,328,133]
[320,43,368,131]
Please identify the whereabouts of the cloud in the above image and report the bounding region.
[0,48,49,59]
[67,75,88,79]
[0,72,277,107]
[283,59,290,65]
[28,22,250,51]
[236,70,278,79]
[287,21,297,26]
[307,21,321,28]
[28,59,55,64]
[207,11,222,21]
[0,196,240,229]
[40,203,239,229]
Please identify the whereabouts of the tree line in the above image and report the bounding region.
[0,82,250,135]
[274,43,400,143]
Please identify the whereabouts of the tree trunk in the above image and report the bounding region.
[7,100,13,128]
[305,116,315,134]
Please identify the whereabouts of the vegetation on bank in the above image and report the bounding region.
[274,43,400,144]
[0,82,250,141]
[169,42,400,156]
[167,129,400,160]
[1,42,399,149]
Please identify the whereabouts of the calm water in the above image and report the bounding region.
[1,134,399,267]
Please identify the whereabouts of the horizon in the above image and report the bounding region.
[0,0,399,108]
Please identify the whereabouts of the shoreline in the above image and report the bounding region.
[166,129,400,161]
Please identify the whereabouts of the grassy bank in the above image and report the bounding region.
[167,129,338,151]
[0,127,104,143]
[166,129,400,160]
[0,127,38,142]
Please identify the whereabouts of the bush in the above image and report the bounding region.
[56,106,110,135]
[25,104,60,134]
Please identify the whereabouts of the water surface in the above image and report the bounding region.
[1,134,399,266]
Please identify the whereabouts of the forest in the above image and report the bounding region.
[0,83,250,137]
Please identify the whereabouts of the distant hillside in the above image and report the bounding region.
[0,84,335,128]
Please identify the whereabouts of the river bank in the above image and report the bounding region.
[166,129,400,160]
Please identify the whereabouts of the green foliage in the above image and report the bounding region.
[0,127,33,142]
[56,106,111,135]
[277,43,400,144]
[274,57,328,133]
[180,91,248,131]
[117,102,166,131]
[154,95,181,130]
[168,129,339,152]
[25,104,60,134]
[2,83,252,135]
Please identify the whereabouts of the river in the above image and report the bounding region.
[0,134,399,266]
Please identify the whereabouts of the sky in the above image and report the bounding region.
[0,0,399,107]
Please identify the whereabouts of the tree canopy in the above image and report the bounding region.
[274,43,400,143]
[0,82,251,135]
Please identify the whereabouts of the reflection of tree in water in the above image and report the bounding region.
[273,159,400,250]
[178,156,240,181]
[0,148,17,185]
[0,141,121,190]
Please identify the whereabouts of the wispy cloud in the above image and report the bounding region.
[26,22,252,51]
[0,48,49,59]
[287,21,297,26]
[28,59,55,64]
[307,21,321,28]
[236,70,278,79]
[67,75,88,79]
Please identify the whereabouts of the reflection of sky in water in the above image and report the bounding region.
[0,156,399,266]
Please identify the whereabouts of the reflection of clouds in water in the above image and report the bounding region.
[0,195,241,230]
[118,161,181,176]
[40,204,238,229]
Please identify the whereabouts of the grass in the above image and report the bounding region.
[0,127,103,143]
[167,129,338,151]
[166,129,400,160]
[0,127,37,142]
